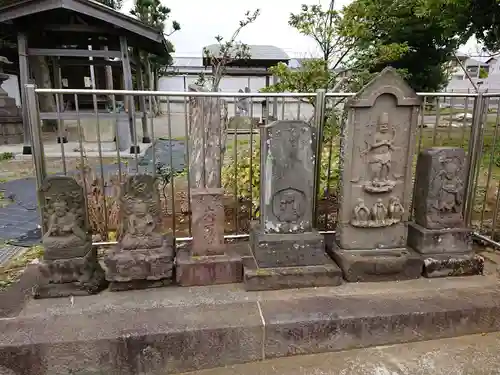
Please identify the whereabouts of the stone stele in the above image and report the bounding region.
[331,67,424,282]
[176,187,243,287]
[244,120,342,291]
[407,147,484,278]
[104,174,174,291]
[34,176,107,298]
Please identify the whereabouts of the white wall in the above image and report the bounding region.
[158,75,268,93]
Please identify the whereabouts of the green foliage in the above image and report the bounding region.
[479,67,489,79]
[221,137,341,211]
[340,0,460,92]
[0,152,14,161]
[200,9,260,91]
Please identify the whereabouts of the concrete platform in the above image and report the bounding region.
[179,332,500,375]
[0,265,499,374]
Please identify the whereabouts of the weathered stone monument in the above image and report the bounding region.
[0,56,23,145]
[243,120,342,290]
[104,175,174,291]
[34,176,107,298]
[331,67,423,282]
[408,147,484,277]
[175,85,242,287]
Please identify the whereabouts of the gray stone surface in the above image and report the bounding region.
[260,120,315,234]
[104,175,174,289]
[246,120,336,290]
[188,84,228,188]
[35,176,106,298]
[413,147,466,229]
[408,147,481,278]
[175,333,500,375]
[3,277,500,374]
[176,245,243,287]
[334,67,422,281]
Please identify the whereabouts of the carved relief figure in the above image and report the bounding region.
[351,198,371,226]
[361,112,399,193]
[433,156,463,213]
[372,199,388,225]
[388,196,404,221]
[272,188,306,223]
[42,194,87,250]
[120,176,163,250]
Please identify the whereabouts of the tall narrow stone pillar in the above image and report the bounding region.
[331,67,423,282]
[18,32,31,155]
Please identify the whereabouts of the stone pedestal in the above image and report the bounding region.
[408,147,484,278]
[176,188,243,286]
[103,175,175,291]
[104,238,174,291]
[34,176,107,298]
[333,68,424,282]
[243,120,341,291]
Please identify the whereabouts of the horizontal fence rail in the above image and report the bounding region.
[25,85,500,250]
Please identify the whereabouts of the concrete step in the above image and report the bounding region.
[1,268,500,374]
[179,332,500,375]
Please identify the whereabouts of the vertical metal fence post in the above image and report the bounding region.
[312,89,326,227]
[464,93,485,226]
[25,84,46,189]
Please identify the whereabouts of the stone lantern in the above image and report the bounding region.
[0,55,24,144]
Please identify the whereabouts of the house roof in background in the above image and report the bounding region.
[203,44,289,61]
[0,0,168,54]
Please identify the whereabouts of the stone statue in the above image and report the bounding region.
[361,112,399,193]
[236,87,250,116]
[388,196,404,222]
[43,196,87,250]
[104,174,174,291]
[351,198,371,226]
[35,176,106,298]
[372,199,388,225]
[433,156,463,213]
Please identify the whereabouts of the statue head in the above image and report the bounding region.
[442,157,459,179]
[132,201,148,218]
[53,198,68,217]
[376,198,383,204]
[377,112,390,132]
[390,196,401,205]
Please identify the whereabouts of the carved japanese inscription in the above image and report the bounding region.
[414,147,466,229]
[260,120,315,234]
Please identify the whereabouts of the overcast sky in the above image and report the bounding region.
[121,0,476,57]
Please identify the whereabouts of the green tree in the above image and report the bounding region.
[340,0,462,92]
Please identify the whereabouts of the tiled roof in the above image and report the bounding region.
[203,44,289,61]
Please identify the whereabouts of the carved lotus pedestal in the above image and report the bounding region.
[176,188,243,287]
[408,147,484,278]
[35,245,107,299]
[104,237,175,291]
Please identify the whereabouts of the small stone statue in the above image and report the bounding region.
[372,199,388,225]
[434,156,463,213]
[35,176,106,298]
[361,112,399,193]
[388,196,404,222]
[104,174,174,291]
[351,198,371,226]
[43,196,87,251]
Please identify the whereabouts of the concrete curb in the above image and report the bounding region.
[1,284,500,374]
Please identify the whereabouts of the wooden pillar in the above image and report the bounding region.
[134,49,150,143]
[18,32,31,155]
[119,35,139,154]
[51,57,66,143]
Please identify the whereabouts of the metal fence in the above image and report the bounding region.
[24,85,500,249]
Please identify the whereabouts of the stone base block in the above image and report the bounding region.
[34,248,107,299]
[408,222,472,254]
[109,278,173,292]
[423,253,485,278]
[243,254,342,291]
[330,244,423,282]
[104,238,174,290]
[251,224,329,268]
[176,244,243,286]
